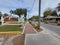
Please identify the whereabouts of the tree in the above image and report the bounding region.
[51,10,57,16]
[43,9,52,17]
[4,13,8,17]
[56,3,60,11]
[10,8,27,21]
[13,8,22,17]
[0,12,2,16]
[29,16,39,21]
[22,9,27,21]
[10,10,14,14]
[56,3,60,16]
[32,16,39,19]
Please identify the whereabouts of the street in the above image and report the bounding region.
[2,22,60,45]
[25,22,60,45]
[40,22,60,36]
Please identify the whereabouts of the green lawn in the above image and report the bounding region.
[8,22,20,24]
[0,25,23,32]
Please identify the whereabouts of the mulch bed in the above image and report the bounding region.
[29,22,42,32]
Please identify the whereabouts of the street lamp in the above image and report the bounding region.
[38,0,41,28]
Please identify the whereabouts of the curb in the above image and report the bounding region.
[22,22,27,34]
[28,22,38,33]
[3,23,27,45]
[24,22,38,45]
[29,24,38,33]
[0,32,21,35]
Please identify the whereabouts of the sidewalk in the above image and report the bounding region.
[3,22,37,45]
[12,23,37,45]
[24,23,60,45]
[25,31,60,45]
[3,22,60,45]
[24,22,36,34]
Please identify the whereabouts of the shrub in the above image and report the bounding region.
[57,21,60,25]
[45,21,48,24]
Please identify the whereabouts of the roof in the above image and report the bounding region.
[45,16,60,18]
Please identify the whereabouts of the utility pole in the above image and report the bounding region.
[27,12,29,21]
[38,0,41,28]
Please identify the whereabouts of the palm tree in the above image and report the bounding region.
[56,3,60,11]
[56,3,60,16]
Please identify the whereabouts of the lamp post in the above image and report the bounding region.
[38,0,41,28]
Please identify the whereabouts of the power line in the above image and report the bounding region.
[27,0,36,19]
[28,0,36,13]
[18,0,36,18]
[18,0,36,13]
[18,0,24,2]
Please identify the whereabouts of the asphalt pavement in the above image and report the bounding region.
[40,23,60,36]
[25,22,60,45]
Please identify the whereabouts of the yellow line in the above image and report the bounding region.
[0,31,22,34]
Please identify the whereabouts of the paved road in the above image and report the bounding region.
[40,23,60,36]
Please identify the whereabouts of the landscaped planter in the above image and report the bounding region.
[57,21,60,26]
[0,24,25,43]
[29,21,42,32]
[44,21,48,24]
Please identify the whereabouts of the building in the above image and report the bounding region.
[4,16,18,22]
[44,16,60,23]
[0,14,4,25]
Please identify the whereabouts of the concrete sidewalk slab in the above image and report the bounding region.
[25,31,60,45]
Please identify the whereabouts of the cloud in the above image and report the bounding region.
[0,0,26,8]
[0,0,15,7]
[0,0,39,18]
[0,8,9,14]
[41,0,60,16]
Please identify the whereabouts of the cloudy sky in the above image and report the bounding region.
[0,0,60,18]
